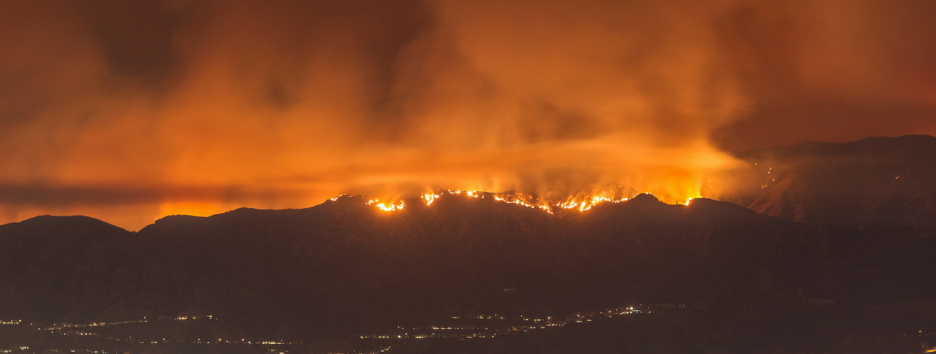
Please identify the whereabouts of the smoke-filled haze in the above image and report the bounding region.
[2,0,935,229]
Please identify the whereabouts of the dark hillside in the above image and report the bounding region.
[1,195,816,345]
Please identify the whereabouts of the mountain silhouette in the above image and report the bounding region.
[0,195,814,340]
[2,136,936,353]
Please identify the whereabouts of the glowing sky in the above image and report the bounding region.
[1,0,935,229]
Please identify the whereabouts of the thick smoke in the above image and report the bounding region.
[1,0,934,229]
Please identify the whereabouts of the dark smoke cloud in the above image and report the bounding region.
[709,0,936,150]
[1,0,934,229]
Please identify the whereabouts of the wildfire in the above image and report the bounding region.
[367,199,405,212]
[421,193,441,206]
[492,192,554,213]
[556,187,633,212]
[350,185,701,214]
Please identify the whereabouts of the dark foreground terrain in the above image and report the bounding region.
[2,135,936,354]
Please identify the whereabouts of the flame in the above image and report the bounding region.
[367,199,405,212]
[491,192,553,213]
[421,193,440,206]
[353,184,704,214]
[555,186,633,212]
[329,194,351,202]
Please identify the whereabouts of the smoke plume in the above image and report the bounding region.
[1,0,934,229]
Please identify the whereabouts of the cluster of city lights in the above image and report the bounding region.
[1,316,300,349]
[358,305,654,342]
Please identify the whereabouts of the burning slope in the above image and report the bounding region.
[354,185,696,216]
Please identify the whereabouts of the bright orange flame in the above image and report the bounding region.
[556,186,633,211]
[357,185,703,214]
[421,193,440,206]
[367,199,405,212]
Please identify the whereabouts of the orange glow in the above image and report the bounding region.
[361,188,696,214]
[421,193,441,206]
[367,199,405,212]
[6,1,931,230]
[0,0,741,229]
[492,192,553,213]
[159,201,229,218]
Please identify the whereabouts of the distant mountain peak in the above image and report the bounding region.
[1,214,130,235]
[629,193,662,204]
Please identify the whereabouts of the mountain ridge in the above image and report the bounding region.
[0,195,814,339]
[3,135,936,353]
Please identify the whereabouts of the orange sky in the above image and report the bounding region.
[1,0,935,230]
